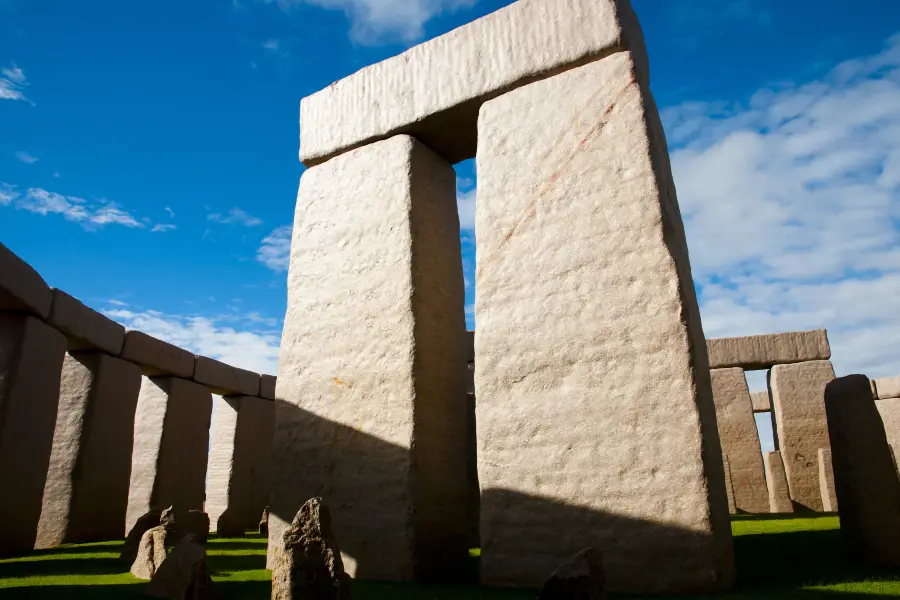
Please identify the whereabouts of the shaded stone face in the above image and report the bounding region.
[193,357,259,397]
[474,52,732,593]
[47,289,125,355]
[0,242,53,319]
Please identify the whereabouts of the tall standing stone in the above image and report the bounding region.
[270,135,468,580]
[769,360,835,511]
[126,377,213,533]
[36,352,142,547]
[206,395,274,535]
[764,451,793,513]
[709,368,769,513]
[0,314,67,556]
[824,375,900,566]
[475,53,733,593]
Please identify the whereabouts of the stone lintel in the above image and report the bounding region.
[750,390,771,413]
[874,376,900,400]
[0,242,53,320]
[193,356,260,397]
[120,331,195,378]
[706,330,831,370]
[48,289,125,355]
[259,374,277,400]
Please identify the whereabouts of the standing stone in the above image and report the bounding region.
[722,455,736,515]
[475,53,733,593]
[35,352,142,548]
[270,135,468,580]
[0,314,67,556]
[709,368,769,513]
[126,377,213,533]
[876,397,900,455]
[272,498,350,600]
[259,506,269,536]
[824,375,900,566]
[764,452,793,513]
[769,360,836,511]
[121,509,163,564]
[207,395,274,536]
[818,448,839,512]
[131,525,169,580]
[146,534,221,600]
[537,548,607,600]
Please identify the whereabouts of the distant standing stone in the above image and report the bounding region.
[272,498,350,600]
[121,510,163,564]
[182,510,210,544]
[145,534,221,600]
[537,548,607,600]
[131,525,168,580]
[259,506,270,537]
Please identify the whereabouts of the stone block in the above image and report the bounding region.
[125,377,212,533]
[710,368,769,513]
[269,135,468,580]
[874,376,900,400]
[750,390,771,413]
[48,289,125,355]
[769,360,835,511]
[474,54,733,593]
[0,242,53,319]
[193,356,260,397]
[120,331,195,378]
[706,330,831,370]
[299,0,647,166]
[0,314,67,556]
[35,352,142,548]
[764,451,793,513]
[260,374,276,400]
[207,395,274,535]
[876,397,900,454]
[825,375,900,566]
[818,448,838,512]
[722,454,736,515]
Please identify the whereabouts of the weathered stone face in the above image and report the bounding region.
[764,452,793,513]
[0,241,53,319]
[706,330,831,370]
[474,52,733,593]
[874,376,900,400]
[130,525,168,580]
[145,534,221,600]
[193,357,259,397]
[537,548,607,600]
[750,390,771,413]
[876,397,900,460]
[120,331,195,378]
[48,289,125,354]
[121,509,163,564]
[818,448,838,513]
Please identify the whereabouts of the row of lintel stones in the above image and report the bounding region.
[706,329,839,515]
[0,241,275,557]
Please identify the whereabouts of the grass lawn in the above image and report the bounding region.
[1,515,899,598]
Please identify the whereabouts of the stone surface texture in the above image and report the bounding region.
[260,374,276,400]
[876,397,900,454]
[299,0,647,166]
[0,314,67,556]
[121,510,163,564]
[120,331,195,378]
[193,356,259,397]
[710,368,769,513]
[722,454,736,515]
[0,242,53,319]
[272,498,350,600]
[706,330,831,370]
[48,289,125,354]
[35,352,142,548]
[874,376,900,400]
[270,135,469,580]
[825,375,900,566]
[131,525,169,580]
[125,377,212,533]
[474,53,733,593]
[145,534,221,600]
[537,547,607,600]
[764,452,794,513]
[818,448,838,512]
[750,390,771,413]
[769,360,836,511]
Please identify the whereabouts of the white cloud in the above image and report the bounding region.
[257,224,291,272]
[14,150,37,164]
[457,184,475,231]
[208,207,263,227]
[105,307,280,374]
[151,223,177,233]
[0,63,29,102]
[0,182,17,206]
[664,32,900,380]
[1,184,148,231]
[164,206,175,218]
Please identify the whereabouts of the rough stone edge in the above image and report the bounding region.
[120,331,195,379]
[48,289,125,355]
[706,329,831,370]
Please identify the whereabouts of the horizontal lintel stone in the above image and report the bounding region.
[298,0,647,166]
[48,289,125,355]
[750,390,771,413]
[193,356,260,397]
[259,374,276,401]
[0,242,53,320]
[120,331,195,378]
[875,376,900,400]
[706,329,830,370]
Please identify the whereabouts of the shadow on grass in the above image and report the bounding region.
[24,542,124,558]
[207,553,268,574]
[208,541,267,552]
[0,556,126,579]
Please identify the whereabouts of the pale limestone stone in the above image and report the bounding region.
[876,397,900,454]
[818,448,838,512]
[193,356,260,397]
[709,368,769,513]
[260,374,276,400]
[131,525,168,580]
[769,360,835,511]
[120,331,195,378]
[35,352,141,548]
[0,242,53,319]
[750,390,771,413]
[126,377,212,533]
[722,454,736,515]
[120,509,162,564]
[825,375,900,566]
[706,330,831,370]
[874,375,900,400]
[764,452,793,513]
[474,54,733,593]
[299,0,647,166]
[0,314,67,556]
[269,135,468,580]
[48,289,125,355]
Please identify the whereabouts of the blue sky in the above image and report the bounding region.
[2,0,900,450]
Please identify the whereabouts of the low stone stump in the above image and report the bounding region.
[121,510,164,564]
[145,534,221,599]
[537,548,607,600]
[131,525,168,580]
[259,507,270,537]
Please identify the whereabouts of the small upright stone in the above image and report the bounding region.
[121,510,163,564]
[272,498,350,600]
[131,525,168,580]
[259,506,269,537]
[145,534,221,600]
[764,452,793,514]
[818,448,838,512]
[537,548,607,600]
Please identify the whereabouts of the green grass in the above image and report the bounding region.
[1,516,899,599]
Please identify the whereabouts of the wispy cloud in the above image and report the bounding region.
[208,207,263,227]
[14,150,37,164]
[164,206,175,218]
[457,177,475,231]
[151,223,177,233]
[0,63,31,103]
[1,183,149,231]
[257,224,291,271]
[0,182,17,205]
